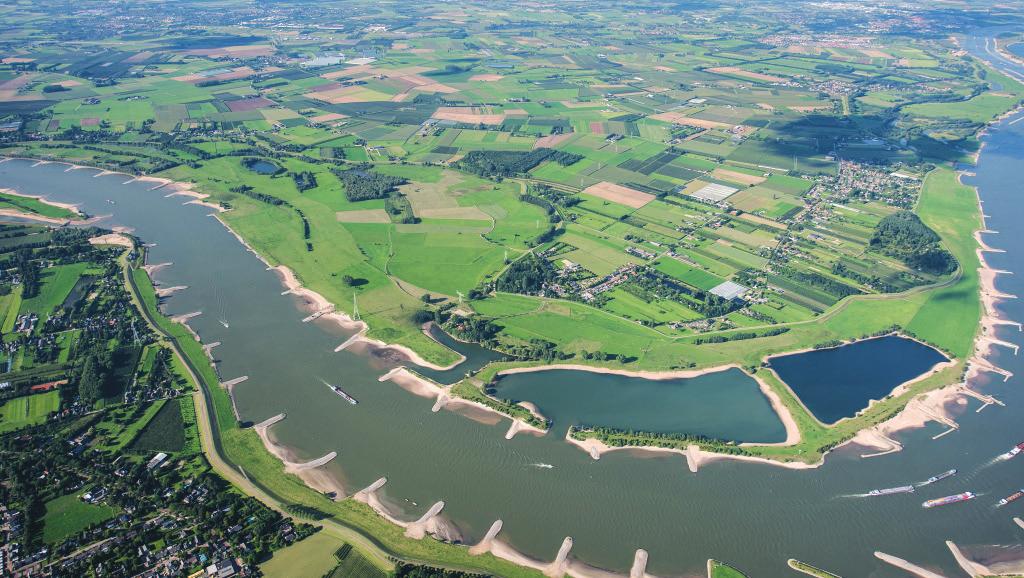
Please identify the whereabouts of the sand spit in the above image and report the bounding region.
[0,187,83,216]
[0,208,74,225]
[88,233,134,248]
[629,549,648,578]
[379,367,547,439]
[499,363,800,446]
[563,428,819,472]
[874,551,949,578]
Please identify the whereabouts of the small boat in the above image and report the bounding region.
[868,485,915,496]
[922,492,975,508]
[997,489,1024,507]
[321,379,357,405]
[918,469,957,486]
[218,318,229,328]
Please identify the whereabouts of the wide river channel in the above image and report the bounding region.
[2,32,1023,577]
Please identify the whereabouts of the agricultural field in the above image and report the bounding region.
[0,390,59,433]
[1,0,1009,366]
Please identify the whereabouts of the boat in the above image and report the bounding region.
[868,485,915,496]
[918,469,957,486]
[999,442,1024,460]
[997,489,1024,507]
[321,379,358,405]
[922,492,975,508]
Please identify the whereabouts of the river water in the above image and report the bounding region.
[2,33,1023,578]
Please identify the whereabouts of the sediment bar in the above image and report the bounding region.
[874,551,949,578]
[630,549,648,578]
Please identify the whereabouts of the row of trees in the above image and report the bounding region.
[454,148,583,179]
[870,210,957,275]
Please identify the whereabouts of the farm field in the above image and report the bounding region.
[42,492,119,544]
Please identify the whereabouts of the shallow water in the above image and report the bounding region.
[1,31,1022,576]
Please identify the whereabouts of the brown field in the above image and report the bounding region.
[654,65,676,72]
[469,74,504,82]
[789,104,831,112]
[711,168,766,186]
[860,49,894,59]
[581,182,655,209]
[707,66,787,83]
[417,207,493,220]
[649,112,731,129]
[182,45,275,58]
[320,65,375,79]
[534,132,574,149]
[80,118,100,127]
[559,100,604,108]
[1,57,34,64]
[173,66,281,84]
[757,103,775,110]
[432,107,505,125]
[309,113,347,124]
[305,85,387,104]
[737,212,787,231]
[336,209,391,224]
[225,97,275,112]
[124,51,155,63]
[785,45,824,55]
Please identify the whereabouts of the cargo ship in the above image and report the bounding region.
[999,442,1024,460]
[918,469,957,486]
[997,489,1024,507]
[320,379,358,405]
[922,492,975,508]
[868,485,915,496]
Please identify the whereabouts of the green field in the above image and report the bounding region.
[42,492,119,544]
[261,532,346,578]
[0,192,79,220]
[0,390,60,433]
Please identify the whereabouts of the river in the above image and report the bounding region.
[1,32,1023,578]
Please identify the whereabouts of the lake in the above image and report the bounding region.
[494,367,787,442]
[768,335,949,424]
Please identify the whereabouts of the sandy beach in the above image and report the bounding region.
[88,233,134,248]
[380,366,548,438]
[252,421,347,499]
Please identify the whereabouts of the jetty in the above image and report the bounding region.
[254,413,285,430]
[1015,517,1023,530]
[404,501,445,540]
[469,520,503,556]
[290,452,337,471]
[221,376,248,388]
[630,549,648,578]
[545,537,573,578]
[303,306,334,323]
[354,477,387,502]
[432,393,449,413]
[334,328,366,352]
[170,311,202,323]
[960,387,1004,412]
[31,160,49,167]
[203,341,220,355]
[155,285,187,297]
[141,262,172,275]
[874,551,948,578]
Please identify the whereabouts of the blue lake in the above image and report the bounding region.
[768,335,949,424]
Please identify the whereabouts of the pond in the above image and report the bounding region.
[768,335,949,424]
[245,159,280,175]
